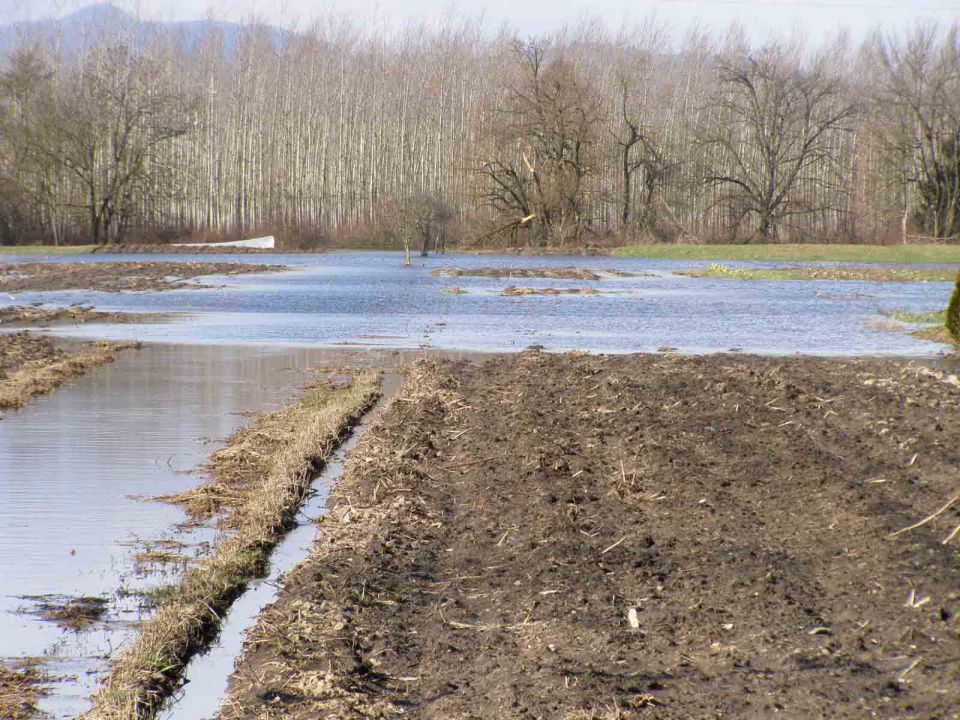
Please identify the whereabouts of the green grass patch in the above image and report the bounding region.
[0,245,98,255]
[612,243,960,264]
[677,263,955,283]
[887,310,947,325]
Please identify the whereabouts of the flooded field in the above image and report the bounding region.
[0,251,953,356]
[0,344,411,718]
[0,249,956,717]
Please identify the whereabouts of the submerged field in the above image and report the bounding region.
[0,250,958,718]
[222,352,960,719]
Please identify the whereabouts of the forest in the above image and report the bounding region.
[0,11,958,249]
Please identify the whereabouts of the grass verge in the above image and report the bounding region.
[677,263,955,282]
[887,310,947,324]
[83,369,381,720]
[0,341,141,415]
[0,245,98,255]
[612,243,960,263]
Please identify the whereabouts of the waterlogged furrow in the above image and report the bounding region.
[0,333,141,416]
[82,369,381,720]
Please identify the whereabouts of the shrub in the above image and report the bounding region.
[947,271,960,341]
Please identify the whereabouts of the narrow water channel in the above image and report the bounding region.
[160,370,402,720]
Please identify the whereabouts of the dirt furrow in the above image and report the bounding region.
[223,352,960,719]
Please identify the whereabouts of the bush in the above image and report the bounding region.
[947,271,960,342]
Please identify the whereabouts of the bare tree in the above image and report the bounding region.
[703,45,856,242]
[0,13,955,248]
[479,40,600,247]
[871,26,960,240]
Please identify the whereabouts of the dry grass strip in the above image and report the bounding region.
[82,369,381,720]
[0,662,50,720]
[220,359,462,720]
[0,341,141,415]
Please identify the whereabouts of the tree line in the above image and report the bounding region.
[0,15,958,248]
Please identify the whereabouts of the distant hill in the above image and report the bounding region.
[0,3,283,56]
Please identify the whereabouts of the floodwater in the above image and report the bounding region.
[3,250,954,356]
[0,250,956,717]
[0,343,416,718]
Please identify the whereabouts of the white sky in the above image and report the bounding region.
[1,0,958,42]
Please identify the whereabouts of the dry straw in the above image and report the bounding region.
[83,369,381,720]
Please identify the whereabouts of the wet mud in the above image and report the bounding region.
[435,267,603,281]
[0,332,140,413]
[0,305,163,326]
[224,351,960,719]
[0,261,283,293]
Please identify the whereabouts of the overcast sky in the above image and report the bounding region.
[1,0,958,42]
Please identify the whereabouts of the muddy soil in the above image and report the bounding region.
[0,332,139,412]
[0,261,283,293]
[224,352,960,720]
[435,267,602,280]
[0,332,63,379]
[0,305,161,326]
[502,286,600,296]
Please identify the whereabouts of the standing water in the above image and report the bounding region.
[5,251,954,356]
[0,344,388,718]
[161,370,402,720]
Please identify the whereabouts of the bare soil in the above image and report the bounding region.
[435,267,602,281]
[0,332,62,379]
[0,261,283,293]
[0,332,140,413]
[0,305,162,326]
[224,352,960,720]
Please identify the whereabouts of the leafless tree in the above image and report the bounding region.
[703,45,856,242]
[479,40,600,247]
[871,26,960,240]
[0,14,955,248]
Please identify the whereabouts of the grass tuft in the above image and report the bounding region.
[0,662,50,719]
[887,310,947,325]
